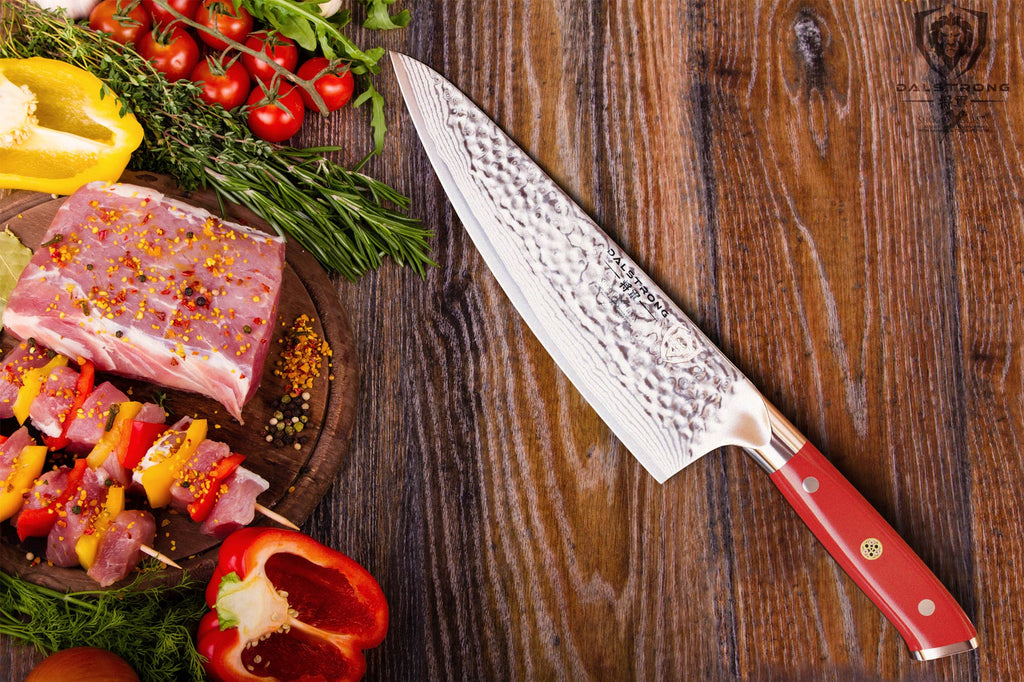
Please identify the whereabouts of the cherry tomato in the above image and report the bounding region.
[296,57,355,112]
[246,85,305,142]
[88,0,152,45]
[190,55,250,110]
[241,31,300,83]
[137,26,200,82]
[195,0,253,50]
[141,0,200,26]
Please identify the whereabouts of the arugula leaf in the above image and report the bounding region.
[268,5,318,50]
[353,79,387,156]
[363,0,410,30]
[240,0,380,72]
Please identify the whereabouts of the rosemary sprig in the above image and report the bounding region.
[0,564,208,682]
[0,2,435,280]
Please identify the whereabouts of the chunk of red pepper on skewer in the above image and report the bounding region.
[186,452,245,523]
[116,419,169,470]
[42,358,95,451]
[198,528,388,682]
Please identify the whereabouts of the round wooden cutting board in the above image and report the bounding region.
[0,172,359,590]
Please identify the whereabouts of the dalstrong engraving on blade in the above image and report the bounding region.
[395,54,772,480]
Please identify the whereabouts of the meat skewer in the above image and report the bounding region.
[0,345,301,585]
[0,343,297,530]
[5,431,175,584]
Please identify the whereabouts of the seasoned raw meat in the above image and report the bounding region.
[46,467,111,567]
[0,427,34,484]
[12,465,70,527]
[0,342,51,419]
[96,450,132,488]
[63,381,128,452]
[200,466,269,538]
[135,402,167,424]
[19,466,69,513]
[3,181,286,422]
[28,365,79,437]
[170,438,230,511]
[87,510,155,587]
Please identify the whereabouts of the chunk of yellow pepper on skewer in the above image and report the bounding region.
[0,445,48,522]
[13,354,69,424]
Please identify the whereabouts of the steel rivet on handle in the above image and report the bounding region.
[802,477,819,493]
[918,599,936,616]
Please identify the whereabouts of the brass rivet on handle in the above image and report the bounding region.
[860,538,883,560]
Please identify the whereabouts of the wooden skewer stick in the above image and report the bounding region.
[255,503,299,530]
[141,544,182,569]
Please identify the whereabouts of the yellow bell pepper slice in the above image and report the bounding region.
[13,354,69,424]
[85,401,143,469]
[0,445,48,522]
[142,419,208,508]
[75,484,125,570]
[0,57,144,195]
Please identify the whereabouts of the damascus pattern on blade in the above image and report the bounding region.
[400,56,765,480]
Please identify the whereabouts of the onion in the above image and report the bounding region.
[26,647,139,682]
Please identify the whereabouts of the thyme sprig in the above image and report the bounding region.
[0,2,434,280]
[0,564,208,682]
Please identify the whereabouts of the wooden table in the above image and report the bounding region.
[3,1,1021,679]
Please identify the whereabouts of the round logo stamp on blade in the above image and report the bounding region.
[661,323,701,364]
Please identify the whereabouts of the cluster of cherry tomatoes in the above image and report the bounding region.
[88,0,355,142]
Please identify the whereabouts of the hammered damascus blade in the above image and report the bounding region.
[391,52,772,482]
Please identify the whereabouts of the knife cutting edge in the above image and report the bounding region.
[390,51,978,661]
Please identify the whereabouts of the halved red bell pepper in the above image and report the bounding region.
[199,528,388,682]
[186,452,245,523]
[42,358,95,451]
[16,458,88,541]
[116,419,169,470]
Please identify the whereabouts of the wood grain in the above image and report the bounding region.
[6,0,1024,680]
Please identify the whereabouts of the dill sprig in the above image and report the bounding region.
[0,563,208,682]
[0,2,435,280]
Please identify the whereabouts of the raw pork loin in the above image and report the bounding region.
[3,182,286,421]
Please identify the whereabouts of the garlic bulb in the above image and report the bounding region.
[30,0,100,20]
[318,0,343,18]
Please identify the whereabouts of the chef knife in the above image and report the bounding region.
[391,51,978,661]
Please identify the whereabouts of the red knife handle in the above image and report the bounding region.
[768,441,977,659]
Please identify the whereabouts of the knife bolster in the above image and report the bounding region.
[745,400,806,473]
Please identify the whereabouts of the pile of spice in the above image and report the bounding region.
[264,315,332,449]
[274,314,332,397]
